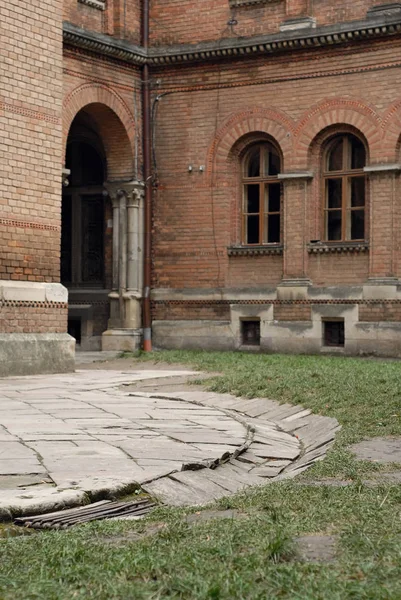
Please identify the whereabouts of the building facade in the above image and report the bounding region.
[2,1,401,374]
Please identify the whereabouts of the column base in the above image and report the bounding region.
[102,328,143,352]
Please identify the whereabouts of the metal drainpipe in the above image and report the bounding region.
[142,0,152,351]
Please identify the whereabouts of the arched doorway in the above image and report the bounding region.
[62,110,111,349]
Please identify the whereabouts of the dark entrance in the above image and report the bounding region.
[62,113,109,349]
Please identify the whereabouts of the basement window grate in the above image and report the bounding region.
[241,319,261,346]
[323,320,345,347]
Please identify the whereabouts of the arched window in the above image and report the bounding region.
[323,134,366,241]
[242,142,282,245]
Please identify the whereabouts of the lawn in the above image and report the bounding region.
[1,351,401,600]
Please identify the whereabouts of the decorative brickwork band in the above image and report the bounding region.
[0,218,60,232]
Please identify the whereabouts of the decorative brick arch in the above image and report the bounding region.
[63,83,137,180]
[206,107,295,181]
[382,99,401,162]
[294,98,383,169]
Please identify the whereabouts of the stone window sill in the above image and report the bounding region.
[229,0,278,6]
[227,245,283,256]
[78,0,106,10]
[308,242,369,254]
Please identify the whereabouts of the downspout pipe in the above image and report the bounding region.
[142,0,152,351]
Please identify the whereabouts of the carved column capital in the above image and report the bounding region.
[105,180,145,205]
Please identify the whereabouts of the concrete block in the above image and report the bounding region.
[0,334,75,377]
[0,281,46,302]
[45,283,68,303]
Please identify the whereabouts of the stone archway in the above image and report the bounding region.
[62,100,144,351]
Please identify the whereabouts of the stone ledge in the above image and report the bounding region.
[0,281,68,303]
[229,0,279,6]
[227,245,283,256]
[307,243,369,254]
[0,333,75,377]
[78,0,105,9]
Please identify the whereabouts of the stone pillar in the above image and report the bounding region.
[102,180,145,351]
[277,172,313,299]
[364,164,401,285]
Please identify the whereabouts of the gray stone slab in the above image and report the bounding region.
[250,442,300,460]
[0,442,39,460]
[0,460,46,475]
[170,471,228,501]
[143,476,205,506]
[350,437,401,464]
[194,468,249,494]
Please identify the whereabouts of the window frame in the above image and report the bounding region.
[322,134,367,243]
[241,142,282,246]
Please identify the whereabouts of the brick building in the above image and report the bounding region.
[2,1,401,374]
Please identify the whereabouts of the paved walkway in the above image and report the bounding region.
[0,369,340,519]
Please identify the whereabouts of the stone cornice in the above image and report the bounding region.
[63,22,147,65]
[64,13,401,66]
[78,0,105,10]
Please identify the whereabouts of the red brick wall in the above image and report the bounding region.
[149,0,374,46]
[0,0,63,283]
[359,303,401,322]
[274,304,311,321]
[64,0,141,44]
[152,36,401,292]
[0,302,67,333]
[152,302,230,320]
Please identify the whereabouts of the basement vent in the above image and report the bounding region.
[323,320,345,347]
[241,319,261,346]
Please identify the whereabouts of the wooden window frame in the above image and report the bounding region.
[242,143,282,246]
[322,134,366,242]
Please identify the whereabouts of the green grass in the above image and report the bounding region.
[127,350,401,479]
[2,351,401,599]
[1,484,401,599]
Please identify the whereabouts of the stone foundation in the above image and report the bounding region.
[0,333,75,377]
[0,281,75,376]
[152,283,401,357]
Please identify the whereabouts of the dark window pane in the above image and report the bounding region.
[268,183,281,212]
[351,136,366,170]
[246,148,260,177]
[81,195,104,283]
[245,184,260,213]
[327,178,342,209]
[246,215,259,244]
[327,210,342,240]
[324,321,344,347]
[267,214,280,243]
[268,147,281,176]
[351,210,365,240]
[350,177,365,207]
[61,196,72,283]
[328,138,343,171]
[241,320,260,346]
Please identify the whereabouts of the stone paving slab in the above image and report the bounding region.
[0,368,340,517]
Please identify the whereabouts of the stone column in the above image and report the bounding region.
[102,180,145,351]
[277,172,313,299]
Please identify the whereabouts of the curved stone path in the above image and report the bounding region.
[0,370,340,518]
